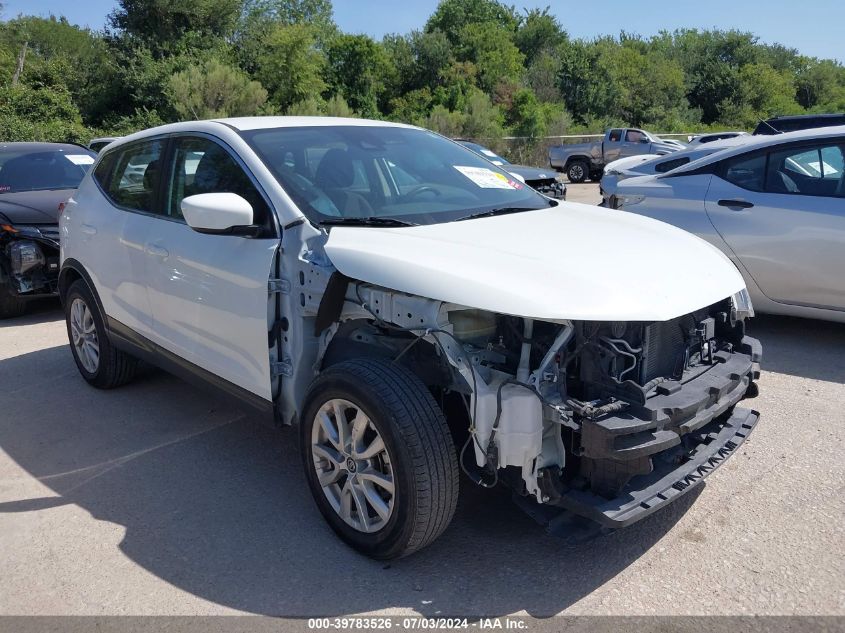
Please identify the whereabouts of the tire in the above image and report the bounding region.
[0,278,27,319]
[300,358,459,559]
[567,160,589,183]
[65,279,137,389]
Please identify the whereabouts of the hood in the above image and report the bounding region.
[0,190,74,225]
[504,165,558,181]
[324,202,746,322]
[650,140,682,154]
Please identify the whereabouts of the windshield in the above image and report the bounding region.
[242,126,547,226]
[0,149,95,194]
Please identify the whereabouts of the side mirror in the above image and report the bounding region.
[181,193,259,237]
[640,137,650,144]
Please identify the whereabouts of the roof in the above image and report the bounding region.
[668,125,845,175]
[213,116,417,131]
[766,113,845,121]
[0,142,92,154]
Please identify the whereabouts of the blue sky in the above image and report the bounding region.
[3,0,844,63]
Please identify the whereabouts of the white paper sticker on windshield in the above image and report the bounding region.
[481,149,498,157]
[65,154,95,165]
[454,165,519,189]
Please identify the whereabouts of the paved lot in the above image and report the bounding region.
[1,187,843,616]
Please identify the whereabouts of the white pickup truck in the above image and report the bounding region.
[549,128,683,183]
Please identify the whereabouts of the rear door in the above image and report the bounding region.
[704,141,845,311]
[142,134,280,399]
[75,137,166,338]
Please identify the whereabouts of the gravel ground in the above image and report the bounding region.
[0,187,842,616]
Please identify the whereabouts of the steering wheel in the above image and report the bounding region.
[403,185,442,199]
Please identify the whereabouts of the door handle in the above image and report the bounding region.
[145,243,169,258]
[718,199,754,209]
[81,223,97,235]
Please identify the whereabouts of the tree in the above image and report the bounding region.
[108,0,242,53]
[425,0,519,45]
[457,21,524,92]
[325,34,389,117]
[514,7,566,65]
[255,23,326,111]
[166,58,268,120]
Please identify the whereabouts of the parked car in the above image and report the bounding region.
[0,142,96,318]
[600,137,750,206]
[613,126,845,322]
[548,128,681,183]
[60,117,761,558]
[753,114,845,135]
[688,131,749,145]
[456,140,566,199]
[88,137,121,153]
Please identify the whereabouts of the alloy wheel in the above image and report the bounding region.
[311,398,395,533]
[70,297,99,373]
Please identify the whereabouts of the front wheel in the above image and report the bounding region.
[0,278,27,319]
[300,358,459,559]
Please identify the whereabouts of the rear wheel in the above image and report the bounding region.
[65,279,137,388]
[300,358,459,559]
[567,160,589,183]
[0,279,27,319]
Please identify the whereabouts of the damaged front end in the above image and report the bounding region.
[462,295,761,530]
[314,279,761,533]
[0,223,61,297]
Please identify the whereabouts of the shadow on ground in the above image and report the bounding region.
[0,340,705,617]
[747,314,845,383]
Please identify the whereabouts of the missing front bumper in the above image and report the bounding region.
[550,406,759,528]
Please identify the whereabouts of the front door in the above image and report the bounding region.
[143,135,280,400]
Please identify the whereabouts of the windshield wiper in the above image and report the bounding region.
[455,206,543,222]
[319,216,418,227]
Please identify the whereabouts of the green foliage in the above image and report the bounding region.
[324,34,389,118]
[1,0,844,149]
[109,0,242,53]
[166,58,268,119]
[255,23,326,110]
[514,7,566,65]
[425,0,519,45]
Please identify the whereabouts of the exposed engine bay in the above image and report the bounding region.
[303,277,761,529]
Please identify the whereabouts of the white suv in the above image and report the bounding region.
[60,117,761,558]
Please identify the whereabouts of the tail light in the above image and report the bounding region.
[58,201,67,216]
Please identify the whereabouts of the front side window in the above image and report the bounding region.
[105,139,164,213]
[721,152,766,192]
[164,136,270,223]
[0,148,94,194]
[242,126,550,226]
[765,143,845,197]
[625,130,645,143]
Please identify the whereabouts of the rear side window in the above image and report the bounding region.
[765,143,845,197]
[104,139,165,213]
[654,157,689,173]
[608,129,622,142]
[721,153,766,192]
